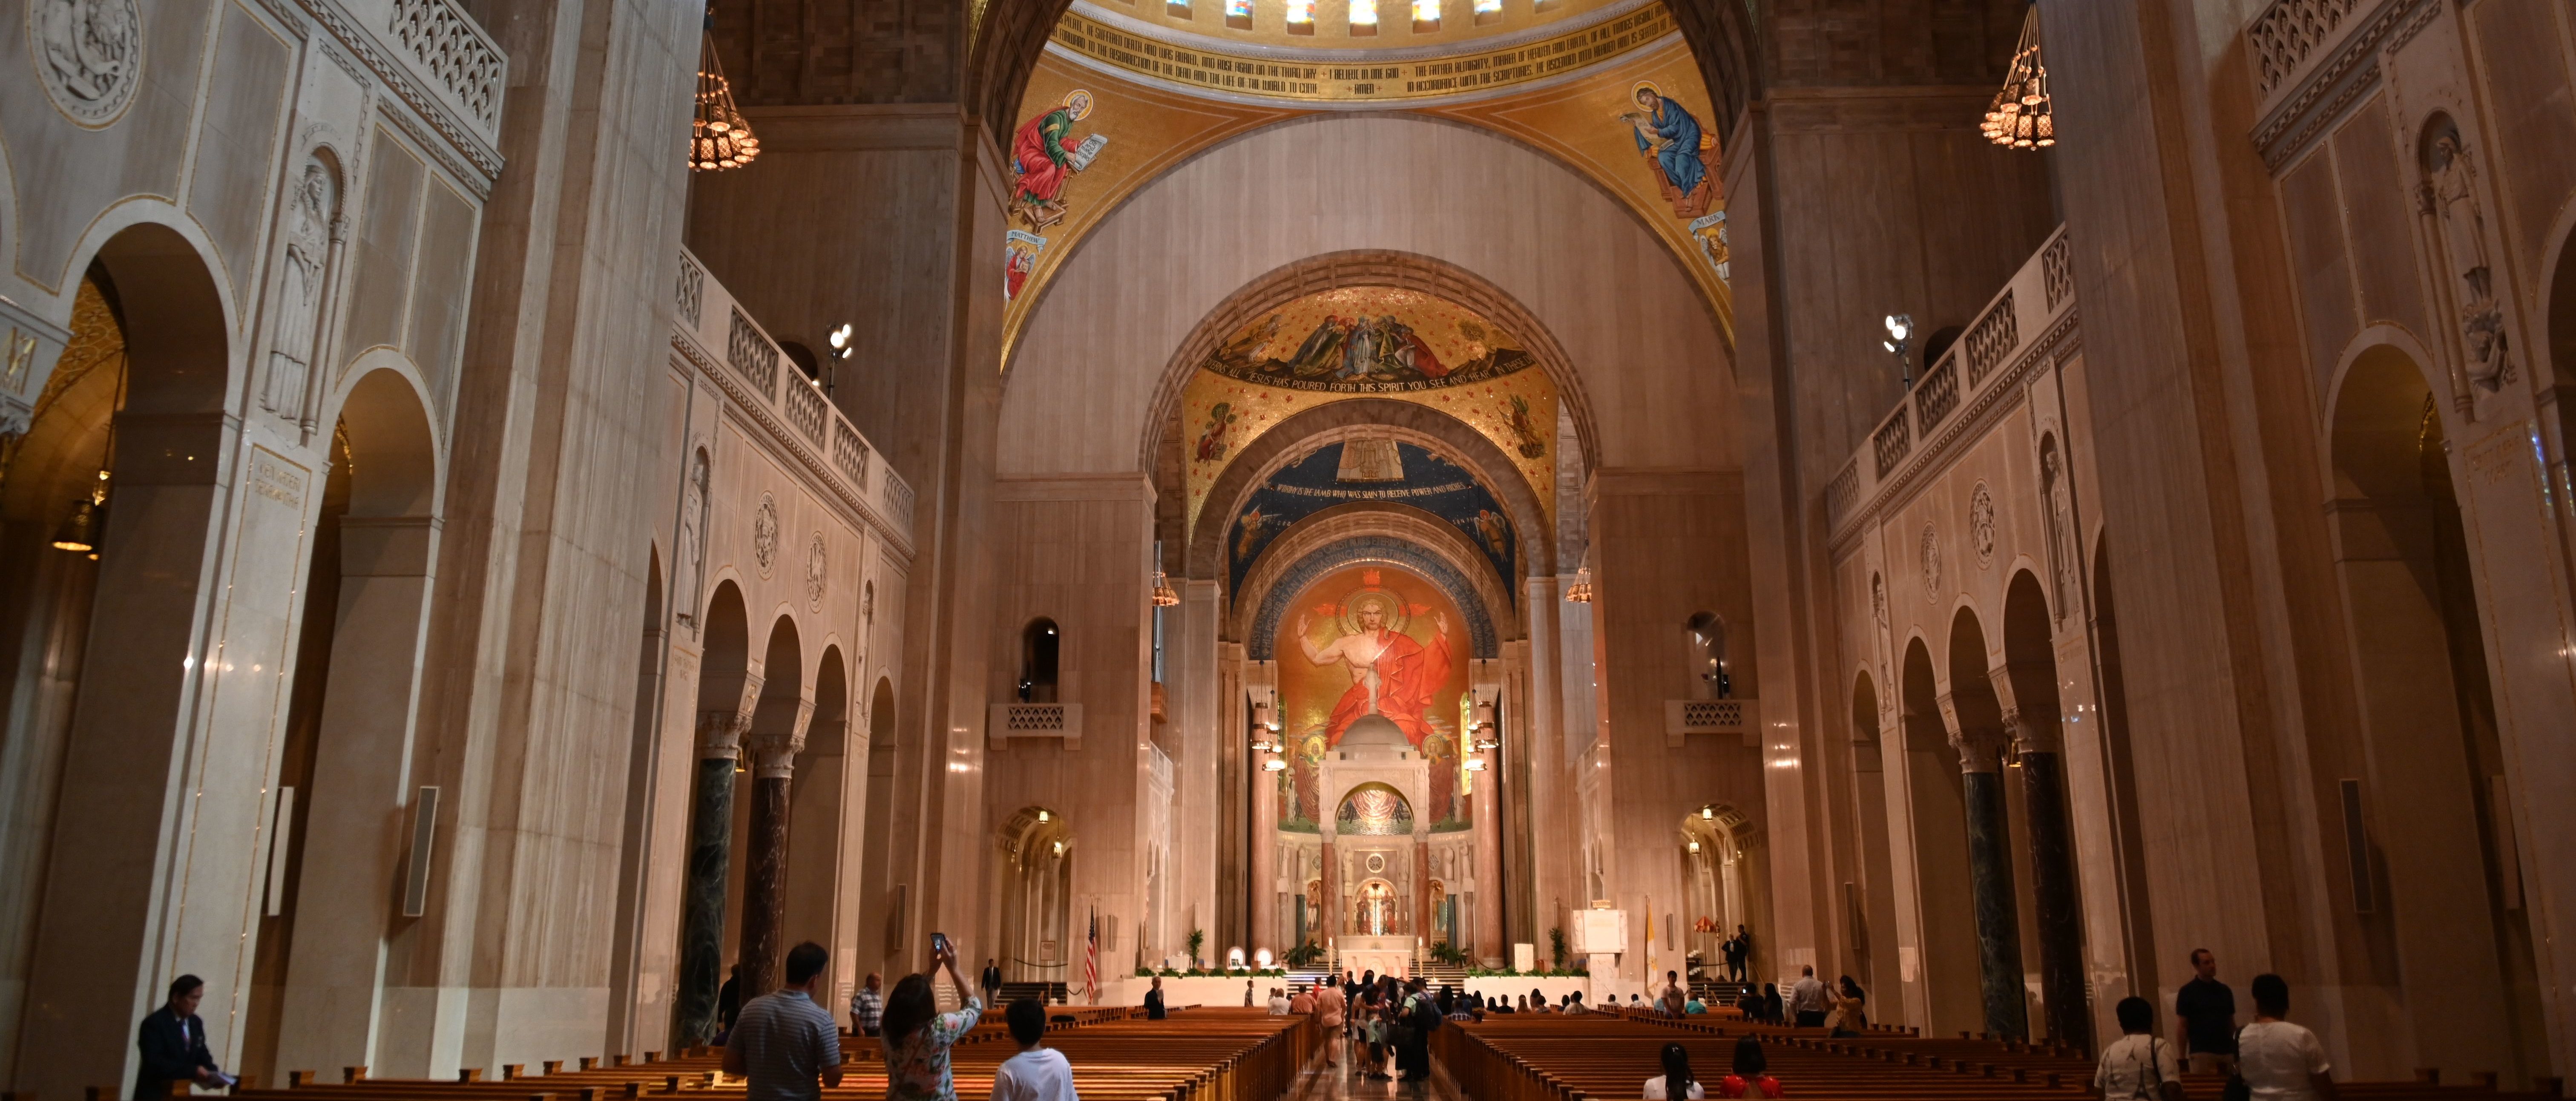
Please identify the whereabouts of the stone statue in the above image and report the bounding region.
[263,161,335,421]
[2427,130,2510,389]
[2039,434,2076,624]
[676,449,710,632]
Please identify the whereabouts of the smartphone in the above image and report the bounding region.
[931,931,951,957]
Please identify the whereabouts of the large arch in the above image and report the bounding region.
[1244,532,1503,659]
[1137,249,1603,474]
[997,113,1735,484]
[1229,501,1518,646]
[12,221,253,1101]
[2321,339,2526,1078]
[1185,397,1558,580]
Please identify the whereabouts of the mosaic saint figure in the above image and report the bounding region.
[1297,595,1452,746]
[1620,83,1718,218]
[1010,92,1095,231]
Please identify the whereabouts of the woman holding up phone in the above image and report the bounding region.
[882,936,983,1101]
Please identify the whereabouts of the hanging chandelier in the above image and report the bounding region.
[691,32,759,172]
[1152,569,1179,607]
[1981,6,2054,150]
[1564,566,1594,604]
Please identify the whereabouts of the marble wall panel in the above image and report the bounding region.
[2328,96,2429,344]
[184,1,292,300]
[344,130,427,356]
[0,0,210,290]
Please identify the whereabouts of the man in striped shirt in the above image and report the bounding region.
[851,972,886,1036]
[723,942,845,1101]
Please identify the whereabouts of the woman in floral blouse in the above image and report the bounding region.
[880,941,982,1101]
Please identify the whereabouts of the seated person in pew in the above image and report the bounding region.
[1642,1041,1704,1100]
[1683,995,1706,1015]
[1717,1036,1783,1099]
[991,999,1076,1101]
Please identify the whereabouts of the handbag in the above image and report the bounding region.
[2221,1027,2251,1101]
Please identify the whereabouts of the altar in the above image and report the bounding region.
[1336,934,1415,980]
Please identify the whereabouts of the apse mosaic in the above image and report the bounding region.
[1337,783,1415,835]
[1224,440,1515,597]
[1272,564,1474,834]
[1182,287,1558,529]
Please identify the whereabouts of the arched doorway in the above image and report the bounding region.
[250,366,445,1078]
[785,645,851,1000]
[2323,344,2532,1077]
[995,806,1074,986]
[1899,636,1981,1037]
[1677,804,1750,984]
[1847,670,1903,1016]
[1944,606,2027,1041]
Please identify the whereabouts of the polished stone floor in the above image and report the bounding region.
[1281,1035,1454,1101]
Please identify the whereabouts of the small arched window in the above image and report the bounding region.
[1685,612,1730,699]
[1020,618,1061,702]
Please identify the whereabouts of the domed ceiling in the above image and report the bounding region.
[1050,0,1675,104]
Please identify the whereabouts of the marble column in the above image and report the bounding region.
[1414,836,1433,950]
[676,676,759,1045]
[1999,698,2089,1051]
[736,696,812,1000]
[1319,831,1338,962]
[1944,701,2028,1039]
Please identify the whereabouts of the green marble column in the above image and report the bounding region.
[2020,749,2091,1051]
[737,774,792,999]
[674,753,737,1046]
[1958,738,2029,1040]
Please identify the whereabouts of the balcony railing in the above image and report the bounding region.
[1827,225,2073,539]
[673,248,914,549]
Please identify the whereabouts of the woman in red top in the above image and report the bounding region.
[1719,1036,1785,1098]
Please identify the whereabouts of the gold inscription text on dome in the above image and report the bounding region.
[1049,5,1676,103]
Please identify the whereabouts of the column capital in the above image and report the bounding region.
[1996,704,2060,757]
[1987,658,2061,756]
[1937,693,2010,772]
[698,670,765,759]
[749,695,817,778]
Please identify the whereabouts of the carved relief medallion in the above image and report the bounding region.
[1919,523,1941,602]
[753,492,779,578]
[805,532,827,612]
[28,0,142,127]
[1969,482,1997,569]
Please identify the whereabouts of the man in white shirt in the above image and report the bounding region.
[992,999,1079,1101]
[1789,966,1828,1028]
[1268,988,1292,1014]
[2236,975,2337,1101]
[2093,997,2181,1101]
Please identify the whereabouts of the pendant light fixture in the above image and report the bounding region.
[690,20,760,172]
[1981,5,2055,150]
[1564,565,1594,604]
[53,339,126,558]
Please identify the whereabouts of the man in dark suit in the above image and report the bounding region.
[137,974,226,1100]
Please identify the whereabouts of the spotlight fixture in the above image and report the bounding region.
[1981,6,2055,150]
[1463,758,1488,772]
[1263,758,1288,772]
[1472,738,1499,752]
[826,323,855,360]
[1883,313,1916,390]
[1564,566,1594,604]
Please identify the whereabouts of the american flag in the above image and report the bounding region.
[1082,907,1100,1004]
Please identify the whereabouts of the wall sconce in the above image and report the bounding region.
[1037,809,1049,822]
